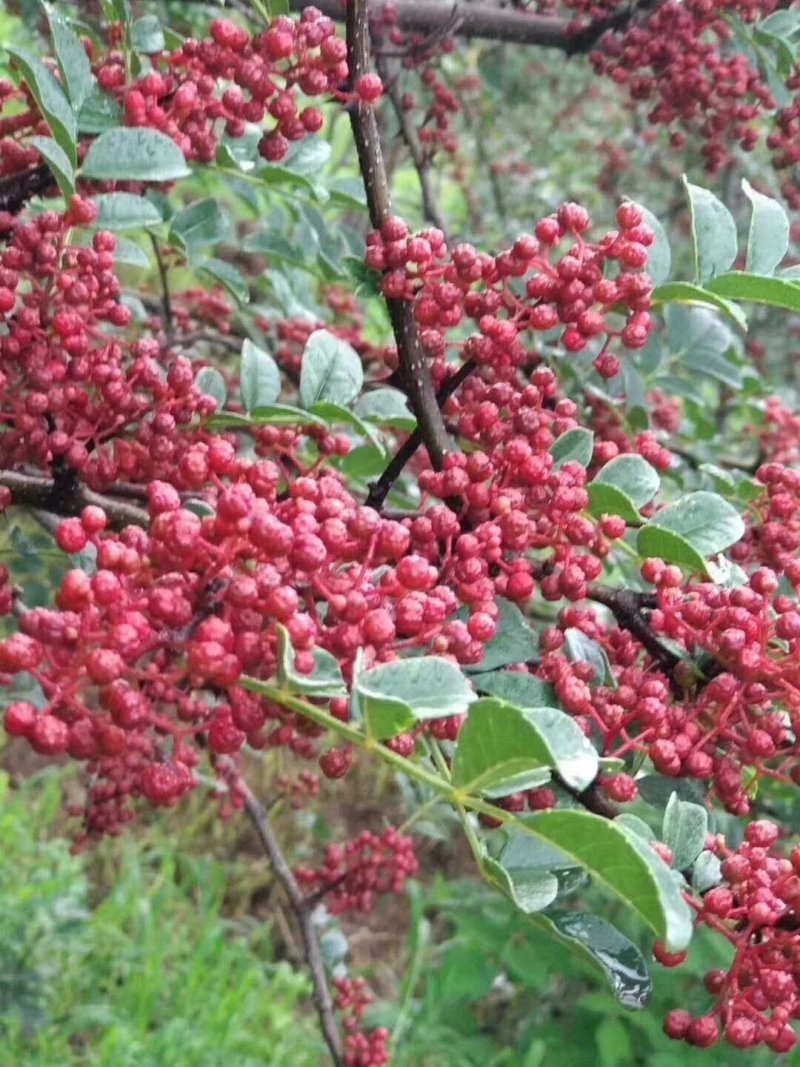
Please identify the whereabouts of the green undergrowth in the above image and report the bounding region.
[0,766,322,1067]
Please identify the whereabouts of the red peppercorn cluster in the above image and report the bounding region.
[558,0,780,172]
[334,977,390,1067]
[98,10,351,164]
[0,200,220,489]
[366,201,654,376]
[295,828,418,913]
[662,821,800,1052]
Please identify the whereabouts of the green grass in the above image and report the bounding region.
[0,767,323,1067]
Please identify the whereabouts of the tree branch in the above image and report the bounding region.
[347,0,452,470]
[586,583,682,688]
[366,358,476,510]
[0,470,149,529]
[375,54,450,238]
[292,0,607,50]
[240,781,345,1067]
[0,164,55,217]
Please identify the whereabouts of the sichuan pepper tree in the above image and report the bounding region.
[3,0,800,1062]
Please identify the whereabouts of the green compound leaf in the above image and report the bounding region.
[29,135,74,199]
[520,811,692,952]
[7,46,77,167]
[705,271,800,313]
[355,657,476,740]
[637,525,709,575]
[169,198,233,257]
[46,7,95,110]
[82,126,190,182]
[564,628,615,687]
[299,330,364,409]
[473,671,557,709]
[240,340,281,412]
[452,698,599,794]
[531,911,652,1010]
[684,178,738,284]
[550,427,594,470]
[197,259,249,307]
[482,855,559,915]
[92,192,163,231]
[593,455,660,508]
[195,367,226,411]
[742,178,790,276]
[464,598,538,674]
[652,281,747,331]
[638,491,744,573]
[131,14,166,54]
[275,624,346,697]
[662,792,708,871]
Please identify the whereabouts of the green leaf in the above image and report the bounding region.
[240,340,281,412]
[81,127,190,182]
[197,259,249,306]
[46,8,95,110]
[464,598,538,673]
[92,192,163,231]
[692,850,722,893]
[531,911,652,1010]
[666,305,742,389]
[308,401,385,453]
[742,179,790,275]
[482,855,559,914]
[637,524,709,574]
[564,629,614,687]
[683,178,738,284]
[77,85,123,133]
[662,792,708,871]
[522,810,692,951]
[588,455,660,522]
[354,388,415,429]
[652,281,747,331]
[355,657,476,740]
[7,46,77,166]
[131,15,165,54]
[586,483,641,524]
[299,330,364,408]
[630,201,671,286]
[452,698,599,793]
[705,271,800,313]
[276,624,346,697]
[207,405,328,432]
[195,367,226,411]
[550,427,594,470]
[641,491,744,560]
[169,199,233,257]
[29,135,74,199]
[474,671,557,709]
[637,775,709,810]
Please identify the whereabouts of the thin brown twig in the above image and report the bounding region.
[365,357,476,510]
[375,54,449,238]
[346,0,452,471]
[150,235,174,332]
[240,781,345,1067]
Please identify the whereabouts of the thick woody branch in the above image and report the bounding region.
[0,164,55,217]
[586,583,682,687]
[241,782,344,1067]
[0,470,149,529]
[347,0,451,469]
[292,0,616,51]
